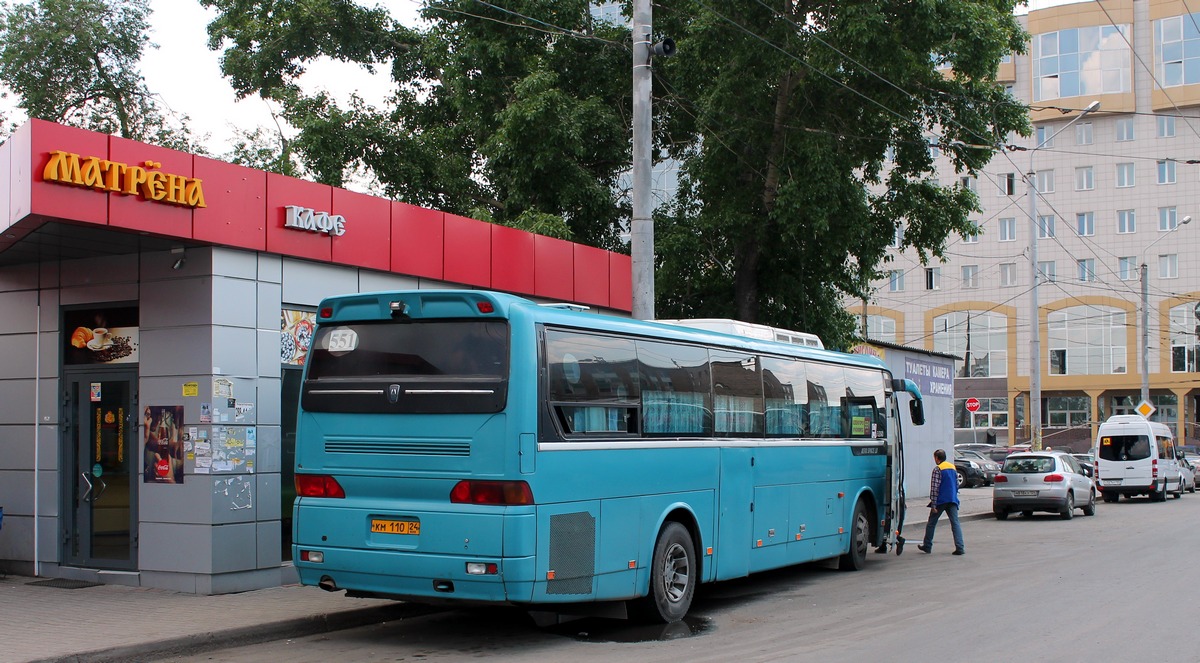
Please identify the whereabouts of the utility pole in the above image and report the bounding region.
[1141,215,1191,405]
[1026,101,1098,451]
[630,0,654,320]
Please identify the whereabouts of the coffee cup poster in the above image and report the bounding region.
[143,405,185,484]
[64,307,140,365]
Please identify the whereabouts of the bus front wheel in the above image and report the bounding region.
[632,522,696,623]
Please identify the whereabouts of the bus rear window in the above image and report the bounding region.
[308,320,507,379]
[303,320,509,414]
[1098,435,1151,462]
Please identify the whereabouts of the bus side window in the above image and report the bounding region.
[763,356,808,437]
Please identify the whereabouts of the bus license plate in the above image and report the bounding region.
[1102,479,1121,485]
[1012,490,1037,497]
[371,519,420,535]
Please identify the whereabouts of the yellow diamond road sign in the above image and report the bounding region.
[1136,400,1156,418]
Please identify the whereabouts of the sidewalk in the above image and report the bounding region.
[4,492,996,663]
[0,574,422,663]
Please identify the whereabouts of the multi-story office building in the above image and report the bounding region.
[857,0,1200,451]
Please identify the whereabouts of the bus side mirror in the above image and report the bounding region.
[909,400,925,426]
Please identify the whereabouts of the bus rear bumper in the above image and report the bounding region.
[294,546,536,603]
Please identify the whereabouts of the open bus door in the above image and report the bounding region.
[879,379,924,555]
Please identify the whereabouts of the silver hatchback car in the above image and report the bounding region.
[992,451,1096,520]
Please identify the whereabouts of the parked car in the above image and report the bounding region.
[956,449,1001,485]
[984,444,1032,463]
[955,443,998,454]
[1095,415,1183,502]
[993,451,1096,520]
[1070,453,1095,478]
[953,456,988,488]
[1180,457,1198,494]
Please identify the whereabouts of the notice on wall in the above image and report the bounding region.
[213,476,253,511]
[234,402,255,423]
[182,382,199,397]
[209,426,256,473]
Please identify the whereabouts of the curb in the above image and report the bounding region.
[32,602,437,663]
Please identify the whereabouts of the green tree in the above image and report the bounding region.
[200,0,630,247]
[199,1,1026,343]
[654,1,1028,348]
[0,0,200,150]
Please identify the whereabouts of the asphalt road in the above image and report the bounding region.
[164,493,1199,662]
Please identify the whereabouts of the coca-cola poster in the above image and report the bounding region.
[143,405,185,484]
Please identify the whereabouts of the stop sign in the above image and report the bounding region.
[965,397,981,412]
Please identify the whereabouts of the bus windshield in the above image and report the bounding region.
[303,319,509,414]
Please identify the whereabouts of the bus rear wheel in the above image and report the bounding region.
[632,522,695,623]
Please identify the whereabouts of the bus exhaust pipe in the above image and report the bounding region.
[318,576,338,592]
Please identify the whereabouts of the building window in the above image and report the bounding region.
[1160,254,1178,279]
[933,311,1008,378]
[1036,169,1055,193]
[889,225,903,248]
[1038,214,1056,238]
[998,172,1016,196]
[1076,212,1094,236]
[1076,122,1093,145]
[959,176,977,192]
[998,263,1017,285]
[1158,115,1176,137]
[1170,302,1200,372]
[1155,15,1200,87]
[1046,396,1093,427]
[864,314,897,343]
[1000,217,1016,241]
[925,267,941,290]
[1118,209,1136,234]
[1116,118,1135,141]
[954,397,1010,430]
[1000,263,1017,286]
[1116,162,1135,187]
[963,232,979,244]
[1075,166,1094,191]
[929,144,941,159]
[1157,159,1176,184]
[1038,260,1056,283]
[1036,125,1055,148]
[1078,258,1096,282]
[962,264,979,288]
[1033,25,1131,102]
[888,269,904,292]
[1160,206,1178,231]
[1118,256,1138,281]
[1048,306,1127,376]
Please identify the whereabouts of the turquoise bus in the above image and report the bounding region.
[292,290,924,622]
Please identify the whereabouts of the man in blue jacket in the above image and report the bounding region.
[917,449,964,555]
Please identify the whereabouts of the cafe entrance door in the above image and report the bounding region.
[63,370,138,569]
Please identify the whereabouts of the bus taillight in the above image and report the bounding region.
[296,474,346,498]
[449,480,534,505]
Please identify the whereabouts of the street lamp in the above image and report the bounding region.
[1027,100,1099,451]
[1141,214,1192,405]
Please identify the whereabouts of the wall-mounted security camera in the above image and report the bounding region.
[652,38,676,58]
